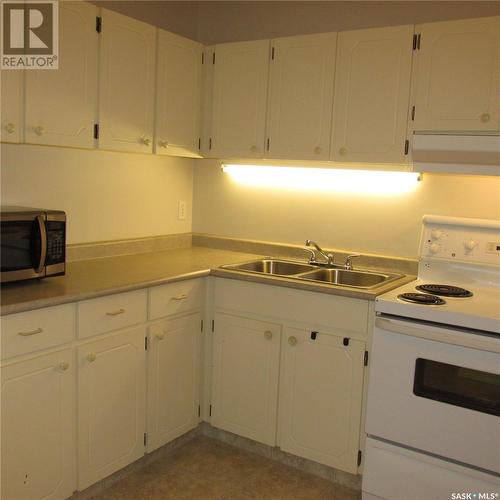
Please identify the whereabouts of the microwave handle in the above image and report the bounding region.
[34,215,47,273]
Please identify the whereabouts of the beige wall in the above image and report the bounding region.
[1,145,194,244]
[192,160,500,259]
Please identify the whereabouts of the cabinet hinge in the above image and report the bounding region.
[343,337,350,346]
[357,450,362,466]
[211,319,215,332]
[411,105,415,121]
[96,16,102,33]
[201,52,204,65]
[145,336,149,351]
[212,52,216,65]
[209,138,212,150]
[93,123,99,140]
[271,47,275,60]
[144,432,147,447]
[198,405,201,417]
[266,138,270,151]
[412,33,421,50]
[209,404,212,417]
[201,319,204,332]
[364,350,369,366]
[198,137,201,150]
[404,139,410,155]
[310,331,318,340]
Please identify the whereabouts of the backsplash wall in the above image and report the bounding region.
[192,160,500,259]
[1,145,194,245]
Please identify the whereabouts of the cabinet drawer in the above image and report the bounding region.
[149,279,204,320]
[1,304,76,360]
[78,290,147,339]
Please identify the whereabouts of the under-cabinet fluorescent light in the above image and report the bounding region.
[221,165,421,196]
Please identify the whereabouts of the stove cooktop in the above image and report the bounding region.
[415,284,473,297]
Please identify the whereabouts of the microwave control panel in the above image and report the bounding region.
[46,221,66,264]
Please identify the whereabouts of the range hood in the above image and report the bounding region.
[412,131,500,176]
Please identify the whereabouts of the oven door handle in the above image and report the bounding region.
[376,317,500,354]
[34,215,47,273]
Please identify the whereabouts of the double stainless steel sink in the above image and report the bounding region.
[221,258,402,289]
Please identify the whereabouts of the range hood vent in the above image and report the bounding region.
[412,131,500,176]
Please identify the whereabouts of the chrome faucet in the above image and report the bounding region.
[344,254,360,270]
[305,240,335,266]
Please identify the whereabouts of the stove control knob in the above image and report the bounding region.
[431,229,444,240]
[464,240,478,252]
[429,243,440,254]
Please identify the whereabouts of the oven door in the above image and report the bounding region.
[1,214,47,282]
[365,315,500,474]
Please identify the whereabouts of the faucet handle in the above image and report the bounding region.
[344,254,360,270]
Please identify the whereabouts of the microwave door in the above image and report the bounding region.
[1,215,47,281]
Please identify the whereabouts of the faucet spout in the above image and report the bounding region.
[305,240,335,265]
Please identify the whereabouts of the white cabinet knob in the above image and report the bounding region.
[339,147,347,156]
[58,361,69,371]
[5,123,15,134]
[34,126,44,136]
[288,336,298,346]
[480,113,491,123]
[158,140,168,148]
[140,136,151,146]
[431,229,443,240]
[464,240,478,251]
[87,352,97,362]
[155,332,165,340]
[264,330,273,340]
[314,146,322,155]
[429,243,440,254]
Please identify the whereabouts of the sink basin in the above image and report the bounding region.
[296,268,398,288]
[222,259,316,276]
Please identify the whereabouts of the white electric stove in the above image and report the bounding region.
[362,215,500,500]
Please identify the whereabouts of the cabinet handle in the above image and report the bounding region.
[288,336,298,346]
[34,126,44,136]
[171,294,188,301]
[141,136,151,146]
[105,308,125,316]
[58,361,69,371]
[480,113,491,123]
[339,147,348,156]
[314,146,322,155]
[264,330,273,340]
[87,352,97,362]
[18,327,43,336]
[155,332,165,340]
[5,123,15,134]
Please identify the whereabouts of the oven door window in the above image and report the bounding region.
[1,220,40,272]
[414,358,500,417]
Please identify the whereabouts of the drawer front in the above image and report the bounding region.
[149,279,204,320]
[1,304,76,360]
[78,290,148,339]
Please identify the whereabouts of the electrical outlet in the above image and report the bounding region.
[178,201,187,220]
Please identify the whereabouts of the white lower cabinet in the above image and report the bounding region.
[211,313,281,446]
[1,348,76,500]
[77,326,146,490]
[147,313,201,452]
[279,326,366,473]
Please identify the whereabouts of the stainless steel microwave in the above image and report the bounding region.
[1,207,66,283]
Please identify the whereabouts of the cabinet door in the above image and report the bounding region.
[156,30,202,158]
[25,1,98,148]
[413,16,500,131]
[210,40,270,158]
[266,33,336,160]
[78,327,146,489]
[1,70,23,143]
[147,313,201,452]
[98,9,155,153]
[279,327,365,474]
[211,313,281,446]
[1,348,76,500]
[332,25,413,163]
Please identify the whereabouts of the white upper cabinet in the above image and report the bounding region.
[413,16,500,132]
[279,327,365,473]
[98,9,156,153]
[24,1,98,149]
[266,33,337,160]
[155,30,202,158]
[332,25,414,163]
[1,70,23,144]
[209,40,270,158]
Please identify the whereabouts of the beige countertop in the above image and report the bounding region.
[1,246,415,316]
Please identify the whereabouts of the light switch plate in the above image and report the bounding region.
[178,201,187,220]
